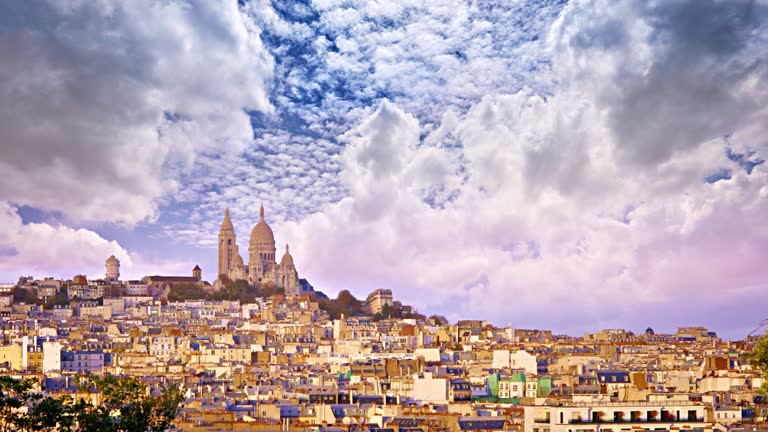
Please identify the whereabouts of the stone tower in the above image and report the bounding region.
[192,265,202,281]
[105,255,120,281]
[218,208,236,279]
[248,205,277,284]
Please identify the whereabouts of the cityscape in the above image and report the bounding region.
[1,0,768,432]
[0,204,767,431]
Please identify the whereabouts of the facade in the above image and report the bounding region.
[364,289,393,314]
[61,350,105,373]
[68,284,104,300]
[0,344,23,370]
[493,349,538,375]
[217,206,299,290]
[27,344,44,372]
[524,401,709,432]
[42,341,62,373]
[412,373,449,403]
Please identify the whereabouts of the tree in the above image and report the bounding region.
[428,315,449,326]
[167,283,207,302]
[214,279,258,303]
[92,375,183,432]
[318,290,365,319]
[750,335,768,424]
[0,376,183,432]
[256,283,284,298]
[52,292,70,307]
[752,335,768,392]
[12,287,38,305]
[0,376,35,432]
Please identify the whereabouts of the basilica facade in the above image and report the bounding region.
[217,206,299,289]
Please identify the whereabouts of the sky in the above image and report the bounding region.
[1,0,767,339]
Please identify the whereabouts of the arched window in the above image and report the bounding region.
[228,239,231,245]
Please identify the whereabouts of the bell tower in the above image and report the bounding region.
[218,208,236,279]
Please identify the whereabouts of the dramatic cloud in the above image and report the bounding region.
[0,0,273,225]
[3,0,768,337]
[0,202,130,281]
[550,0,768,166]
[284,94,768,337]
[277,0,768,337]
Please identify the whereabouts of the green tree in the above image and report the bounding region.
[167,283,207,302]
[25,395,75,432]
[92,376,184,432]
[750,334,768,425]
[0,376,183,432]
[256,283,284,298]
[12,287,39,305]
[0,376,35,432]
[428,315,449,326]
[214,279,258,303]
[752,334,768,392]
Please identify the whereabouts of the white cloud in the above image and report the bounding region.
[0,0,274,225]
[281,84,768,336]
[0,202,131,281]
[549,0,768,166]
[0,201,207,282]
[252,0,561,138]
[4,0,767,338]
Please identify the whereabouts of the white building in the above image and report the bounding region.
[412,373,449,403]
[493,349,537,375]
[42,341,62,373]
[415,347,441,363]
[149,336,177,360]
[524,401,708,432]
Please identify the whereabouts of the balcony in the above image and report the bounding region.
[568,418,705,424]
[533,418,551,423]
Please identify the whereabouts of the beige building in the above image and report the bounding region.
[364,289,393,314]
[218,206,299,290]
[0,344,23,370]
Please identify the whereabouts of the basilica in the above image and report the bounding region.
[217,206,299,290]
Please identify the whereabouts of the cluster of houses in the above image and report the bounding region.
[0,275,764,432]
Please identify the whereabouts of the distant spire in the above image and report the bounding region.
[286,243,289,254]
[220,208,234,231]
[259,204,265,221]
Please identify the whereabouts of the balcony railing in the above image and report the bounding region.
[533,418,551,423]
[546,400,699,407]
[568,418,705,424]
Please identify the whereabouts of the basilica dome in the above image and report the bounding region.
[280,244,294,266]
[250,205,275,245]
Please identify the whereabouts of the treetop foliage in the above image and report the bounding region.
[0,375,182,432]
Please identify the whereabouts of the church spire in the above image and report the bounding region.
[259,204,265,222]
[220,208,234,231]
